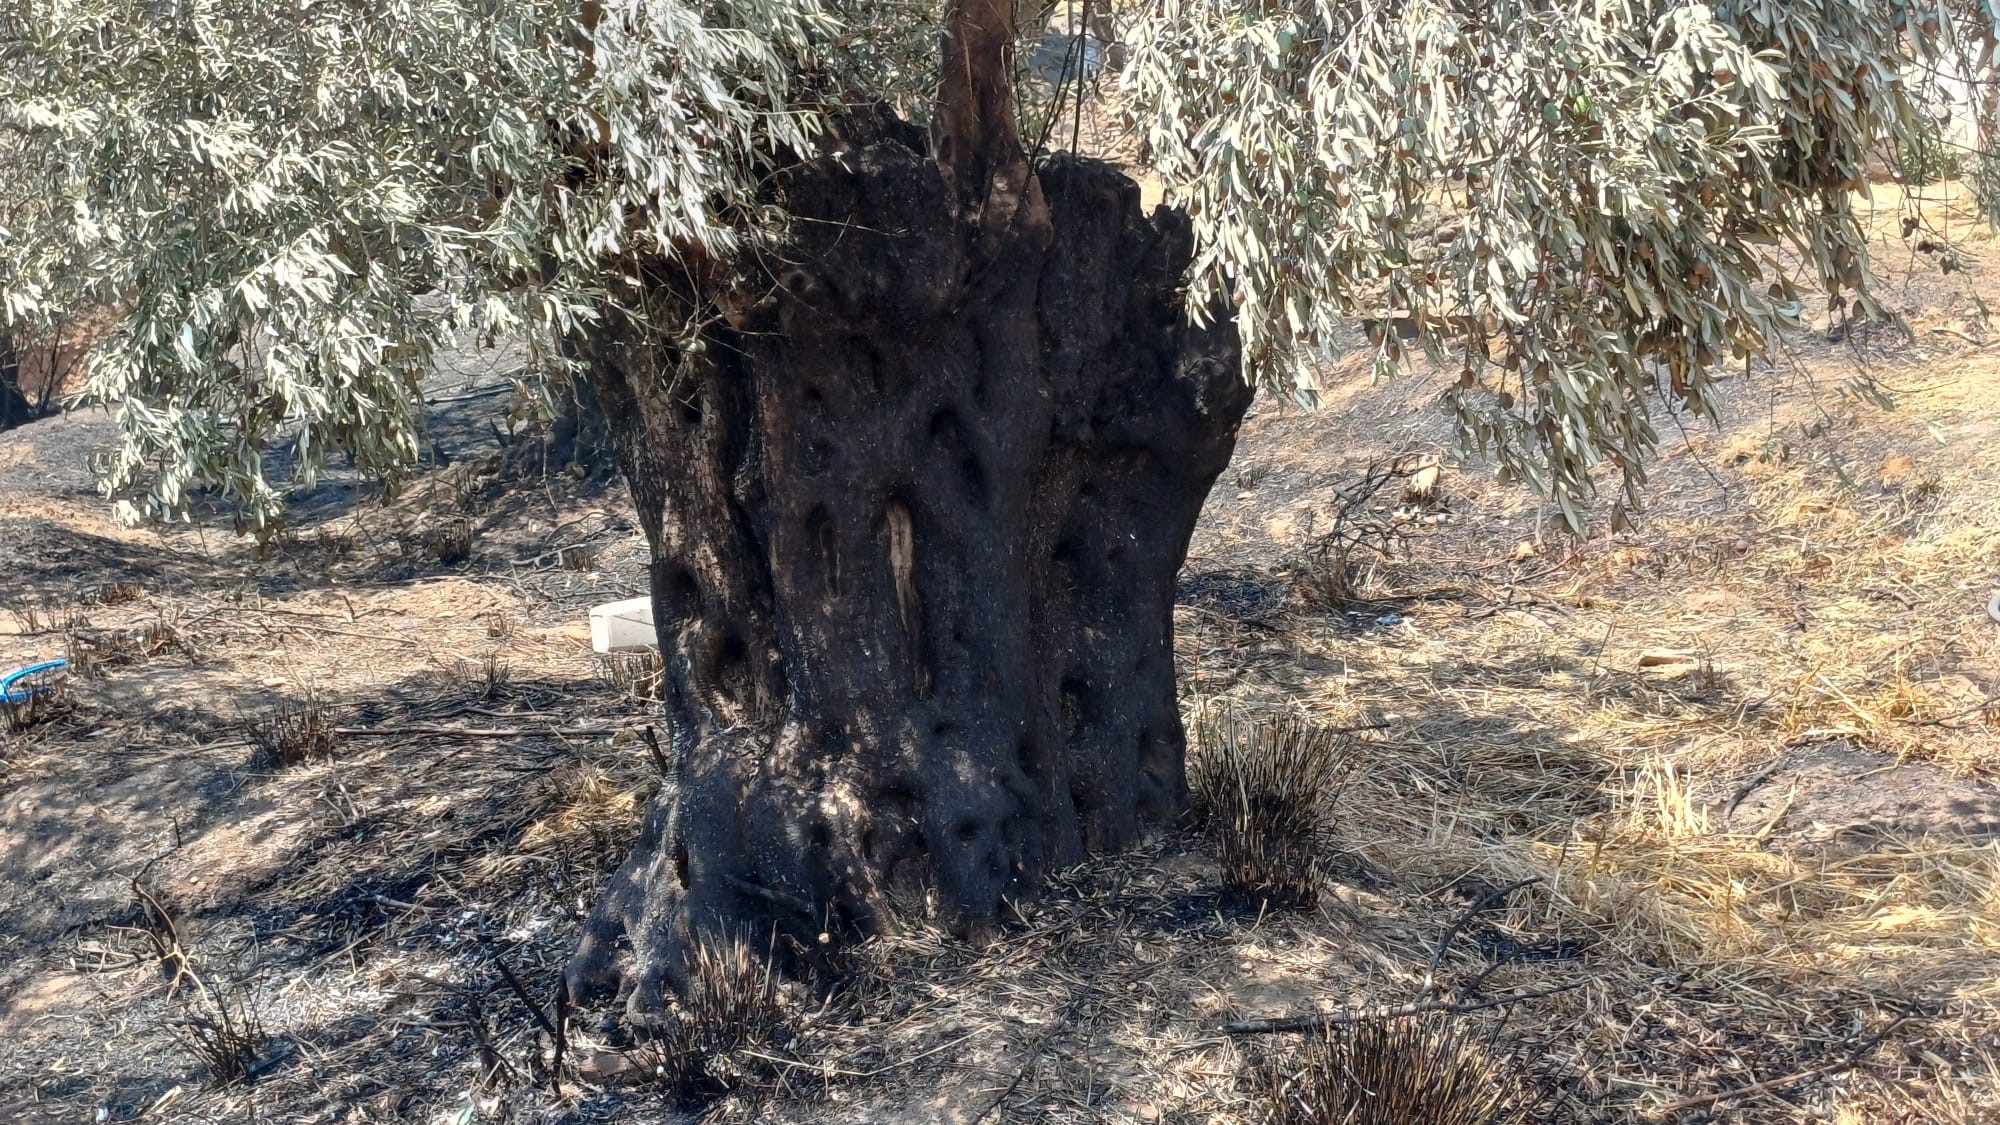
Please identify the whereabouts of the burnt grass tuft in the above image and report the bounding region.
[176,987,270,1087]
[414,515,477,565]
[249,695,339,768]
[637,935,800,1107]
[64,607,192,678]
[1249,1014,1527,1125]
[1189,705,1354,912]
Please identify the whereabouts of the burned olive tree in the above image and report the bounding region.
[6,0,1995,1020]
[563,9,1252,1005]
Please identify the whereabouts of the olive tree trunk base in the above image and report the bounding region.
[569,127,1250,1020]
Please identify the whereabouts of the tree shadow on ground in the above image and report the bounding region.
[0,521,239,603]
[2,553,1785,1124]
[0,661,662,1123]
[0,619,1650,1123]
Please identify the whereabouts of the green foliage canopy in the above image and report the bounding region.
[2,0,1994,532]
[1130,0,1999,526]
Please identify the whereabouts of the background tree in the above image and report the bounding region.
[0,329,29,430]
[1,136,55,430]
[3,0,1994,1022]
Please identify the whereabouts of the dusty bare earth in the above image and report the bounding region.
[4,185,2000,1124]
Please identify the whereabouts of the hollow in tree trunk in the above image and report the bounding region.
[566,4,1252,1021]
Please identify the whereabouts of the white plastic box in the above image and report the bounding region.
[590,596,659,653]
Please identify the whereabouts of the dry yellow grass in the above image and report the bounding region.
[1102,180,2000,1123]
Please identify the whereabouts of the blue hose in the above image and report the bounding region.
[2,659,68,704]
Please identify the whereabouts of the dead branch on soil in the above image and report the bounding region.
[1651,1003,1927,1116]
[128,873,193,995]
[330,722,620,738]
[1290,452,1445,612]
[124,872,278,1085]
[1218,980,1587,1036]
[1423,876,1541,996]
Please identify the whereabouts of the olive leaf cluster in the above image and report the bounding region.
[1125,0,1998,528]
[2,0,1995,533]
[0,0,929,530]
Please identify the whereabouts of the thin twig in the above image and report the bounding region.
[1424,876,1540,994]
[724,874,816,917]
[1928,325,1997,348]
[1722,757,1789,823]
[1894,697,2000,729]
[973,988,1094,1122]
[1220,980,1585,1035]
[737,1032,976,1079]
[641,724,672,778]
[129,874,191,993]
[488,948,558,1037]
[552,978,569,1098]
[331,724,619,738]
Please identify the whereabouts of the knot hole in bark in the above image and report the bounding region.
[804,505,840,599]
[928,407,988,506]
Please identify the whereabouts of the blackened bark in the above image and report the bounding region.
[568,128,1248,1019]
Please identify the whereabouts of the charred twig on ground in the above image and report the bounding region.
[129,874,192,994]
[552,979,570,1097]
[1221,980,1586,1035]
[487,947,559,1038]
[641,724,673,779]
[724,874,817,918]
[971,979,1099,1123]
[1290,453,1438,612]
[330,723,619,738]
[1651,1004,1926,1115]
[1721,757,1789,823]
[1424,877,1541,995]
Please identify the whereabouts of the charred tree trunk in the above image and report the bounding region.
[565,5,1250,1021]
